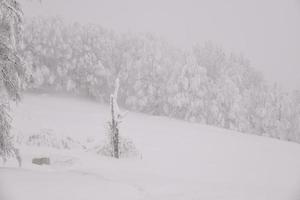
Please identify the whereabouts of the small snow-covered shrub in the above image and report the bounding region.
[17,129,85,150]
[92,135,141,159]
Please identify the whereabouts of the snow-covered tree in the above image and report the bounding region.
[0,0,23,165]
[108,78,122,158]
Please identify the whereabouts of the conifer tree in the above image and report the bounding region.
[0,0,24,164]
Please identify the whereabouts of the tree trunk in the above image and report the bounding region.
[110,95,119,158]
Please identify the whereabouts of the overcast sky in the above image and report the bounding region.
[20,0,300,90]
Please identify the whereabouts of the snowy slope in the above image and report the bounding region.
[1,93,300,200]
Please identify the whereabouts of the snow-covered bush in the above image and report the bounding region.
[17,129,85,150]
[92,135,140,159]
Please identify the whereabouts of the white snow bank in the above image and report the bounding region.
[0,93,299,200]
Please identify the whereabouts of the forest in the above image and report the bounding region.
[20,17,300,143]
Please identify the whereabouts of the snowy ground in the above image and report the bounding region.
[1,93,300,200]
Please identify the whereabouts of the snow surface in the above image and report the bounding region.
[1,93,300,200]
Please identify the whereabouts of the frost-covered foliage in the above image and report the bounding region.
[93,135,140,159]
[92,122,140,159]
[0,0,24,159]
[0,102,13,157]
[21,17,300,143]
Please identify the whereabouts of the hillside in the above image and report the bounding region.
[1,93,300,200]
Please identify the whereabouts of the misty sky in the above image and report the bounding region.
[20,0,300,90]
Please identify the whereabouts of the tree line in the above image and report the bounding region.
[21,17,300,143]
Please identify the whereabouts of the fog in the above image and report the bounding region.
[2,1,300,199]
[20,0,300,90]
